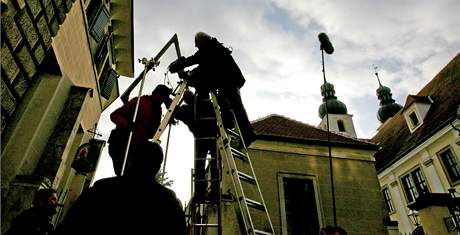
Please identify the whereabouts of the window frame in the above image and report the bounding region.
[382,187,395,213]
[278,173,324,235]
[438,147,460,186]
[400,167,430,204]
[408,112,419,127]
[404,106,423,132]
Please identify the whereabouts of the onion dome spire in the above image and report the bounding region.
[374,65,402,123]
[318,82,348,118]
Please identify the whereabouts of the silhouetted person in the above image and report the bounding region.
[174,90,219,202]
[108,84,172,175]
[54,141,186,235]
[6,188,60,235]
[320,225,348,235]
[169,32,256,146]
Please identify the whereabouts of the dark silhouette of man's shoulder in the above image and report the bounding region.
[60,176,185,234]
[91,176,182,210]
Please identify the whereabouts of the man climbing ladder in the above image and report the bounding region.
[162,32,274,234]
[168,32,256,146]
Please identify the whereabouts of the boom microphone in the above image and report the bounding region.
[318,32,334,54]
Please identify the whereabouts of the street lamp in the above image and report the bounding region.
[408,210,420,227]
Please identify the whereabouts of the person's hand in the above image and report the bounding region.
[168,57,185,73]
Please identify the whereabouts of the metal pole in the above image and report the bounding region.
[160,124,173,182]
[321,48,337,226]
[120,59,155,176]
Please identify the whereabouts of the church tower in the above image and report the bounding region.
[374,67,402,124]
[318,82,357,138]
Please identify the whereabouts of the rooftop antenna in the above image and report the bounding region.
[373,64,383,87]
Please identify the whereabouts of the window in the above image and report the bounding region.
[401,168,429,203]
[100,68,118,99]
[382,188,395,213]
[439,148,460,185]
[408,112,419,127]
[85,0,101,23]
[90,5,110,42]
[279,175,321,235]
[337,120,345,132]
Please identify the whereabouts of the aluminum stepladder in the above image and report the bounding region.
[152,78,274,235]
[209,92,274,235]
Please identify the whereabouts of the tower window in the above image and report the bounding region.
[337,120,345,132]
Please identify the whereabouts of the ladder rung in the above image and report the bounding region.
[197,117,215,121]
[192,223,219,227]
[226,128,240,137]
[197,98,211,102]
[192,178,219,182]
[243,197,265,210]
[237,171,256,184]
[195,137,216,140]
[194,157,215,161]
[253,229,273,235]
[231,148,248,161]
[192,179,217,182]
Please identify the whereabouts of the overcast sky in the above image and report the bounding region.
[94,0,460,204]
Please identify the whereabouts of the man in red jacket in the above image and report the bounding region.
[108,84,172,176]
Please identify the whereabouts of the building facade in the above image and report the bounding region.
[190,113,391,235]
[1,0,133,232]
[372,53,460,234]
[250,115,388,235]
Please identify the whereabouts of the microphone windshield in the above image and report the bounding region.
[318,32,334,54]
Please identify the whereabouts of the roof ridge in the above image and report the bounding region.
[254,113,373,145]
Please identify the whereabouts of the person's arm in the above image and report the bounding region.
[110,98,138,128]
[169,51,201,73]
[182,51,200,67]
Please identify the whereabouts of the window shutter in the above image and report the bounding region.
[101,69,118,99]
[90,6,110,42]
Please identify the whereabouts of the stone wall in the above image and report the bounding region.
[1,0,75,133]
[249,141,388,235]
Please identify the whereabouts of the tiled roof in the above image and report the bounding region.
[371,53,460,172]
[401,95,433,111]
[252,114,377,150]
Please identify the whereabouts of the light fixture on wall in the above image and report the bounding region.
[408,210,420,227]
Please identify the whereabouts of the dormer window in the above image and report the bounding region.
[402,95,433,133]
[408,112,419,127]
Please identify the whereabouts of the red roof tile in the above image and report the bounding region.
[252,114,377,150]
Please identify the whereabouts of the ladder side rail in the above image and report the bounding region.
[232,115,276,234]
[211,92,257,235]
[151,80,188,143]
[216,136,254,234]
